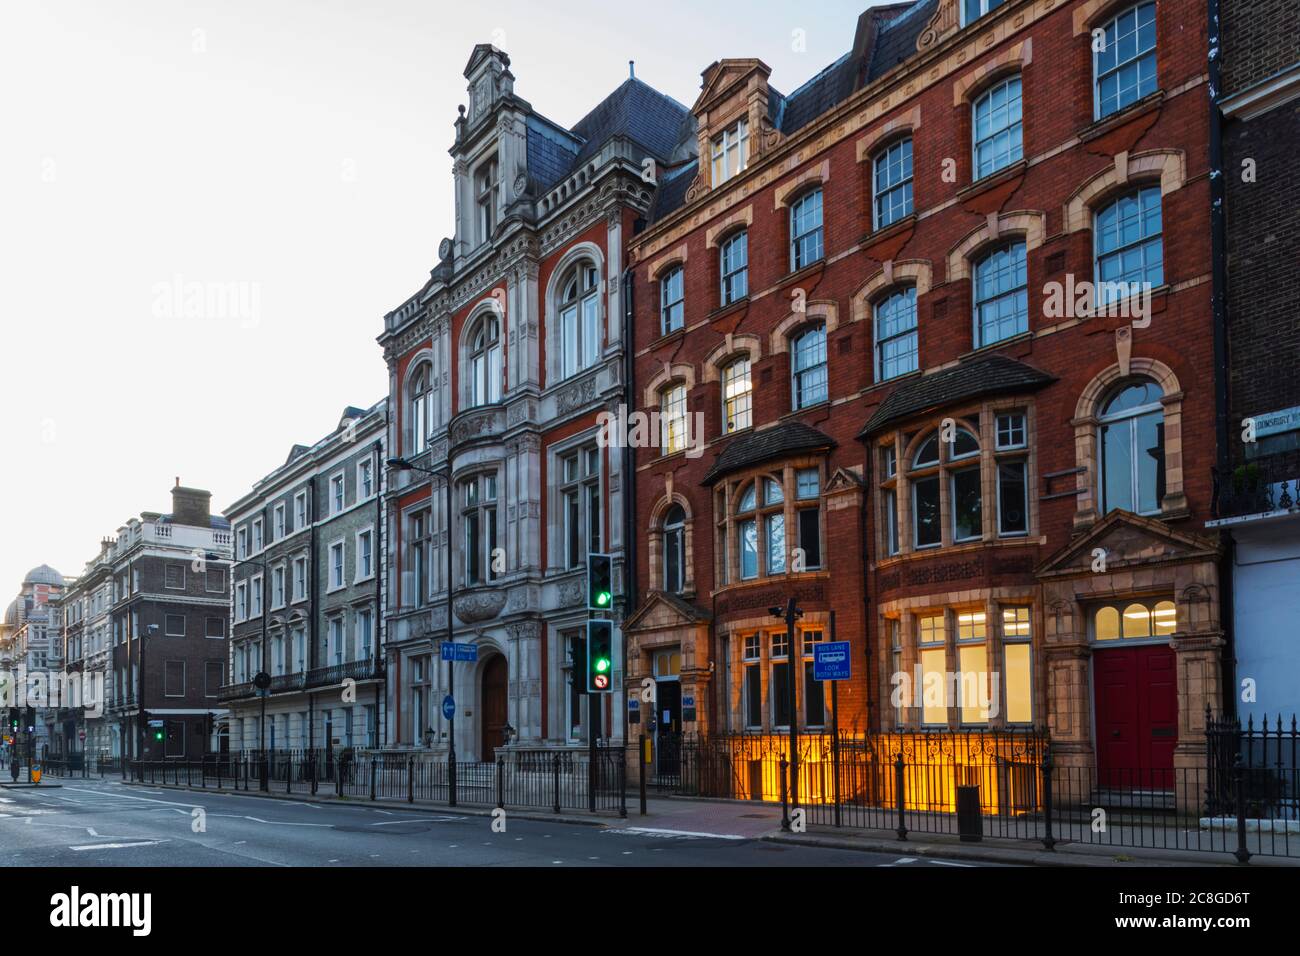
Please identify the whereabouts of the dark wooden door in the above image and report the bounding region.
[1094,645,1178,788]
[480,655,508,762]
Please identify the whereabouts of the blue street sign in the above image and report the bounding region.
[441,695,455,721]
[627,699,640,711]
[440,643,454,662]
[440,642,480,663]
[813,641,852,681]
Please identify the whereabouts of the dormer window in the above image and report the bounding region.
[962,0,1007,26]
[712,118,750,186]
[476,158,499,244]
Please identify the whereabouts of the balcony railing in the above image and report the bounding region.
[1212,449,1300,520]
[218,658,383,701]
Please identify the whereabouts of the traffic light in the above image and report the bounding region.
[23,706,35,733]
[586,620,614,693]
[7,708,17,735]
[587,552,613,611]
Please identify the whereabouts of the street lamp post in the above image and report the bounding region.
[770,597,803,817]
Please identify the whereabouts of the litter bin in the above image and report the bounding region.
[956,785,982,842]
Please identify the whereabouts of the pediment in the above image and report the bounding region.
[693,59,771,116]
[623,591,711,634]
[1036,510,1220,579]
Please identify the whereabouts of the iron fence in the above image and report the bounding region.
[124,746,627,817]
[652,717,1298,860]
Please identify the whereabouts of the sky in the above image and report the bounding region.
[0,0,896,596]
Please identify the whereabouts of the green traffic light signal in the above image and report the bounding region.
[586,620,614,693]
[587,553,613,612]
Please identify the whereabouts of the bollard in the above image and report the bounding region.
[894,751,908,841]
[638,735,648,817]
[552,752,561,814]
[1233,754,1252,864]
[496,756,505,810]
[780,756,790,832]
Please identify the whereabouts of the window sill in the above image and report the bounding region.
[958,330,1033,362]
[1079,91,1165,144]
[859,214,917,251]
[650,325,687,349]
[957,159,1027,203]
[708,297,750,323]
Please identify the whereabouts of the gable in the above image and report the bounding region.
[1036,511,1221,579]
[623,592,710,633]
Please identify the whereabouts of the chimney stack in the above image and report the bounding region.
[171,485,212,528]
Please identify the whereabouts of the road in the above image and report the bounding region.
[0,777,995,867]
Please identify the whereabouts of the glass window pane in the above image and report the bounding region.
[952,467,982,541]
[1152,600,1176,635]
[740,519,758,578]
[1095,606,1120,640]
[766,514,785,574]
[798,509,821,568]
[913,475,941,547]
[920,648,947,725]
[998,461,1028,535]
[1123,603,1151,638]
[1004,642,1032,723]
[958,645,989,724]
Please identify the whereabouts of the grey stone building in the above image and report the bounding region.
[377,47,692,758]
[222,402,387,754]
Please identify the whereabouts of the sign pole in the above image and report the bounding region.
[830,610,840,828]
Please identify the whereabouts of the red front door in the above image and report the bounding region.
[1093,645,1178,789]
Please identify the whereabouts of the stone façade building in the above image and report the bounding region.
[58,546,115,760]
[377,46,691,758]
[222,402,387,754]
[625,0,1224,791]
[1207,0,1300,721]
[105,484,232,760]
[2,565,67,759]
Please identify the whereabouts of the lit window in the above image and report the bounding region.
[1095,3,1157,119]
[659,383,688,455]
[722,357,752,433]
[972,76,1023,179]
[1001,607,1033,724]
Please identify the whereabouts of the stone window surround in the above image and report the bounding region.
[946,210,1046,284]
[404,350,436,455]
[543,241,607,387]
[547,429,602,573]
[458,299,505,412]
[1062,148,1186,236]
[713,455,827,588]
[873,396,1041,560]
[724,610,830,734]
[641,362,696,412]
[1070,356,1186,527]
[877,586,1039,731]
[647,493,696,596]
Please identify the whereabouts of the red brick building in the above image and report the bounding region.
[625,0,1223,788]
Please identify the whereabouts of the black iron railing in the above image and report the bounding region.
[1212,449,1300,519]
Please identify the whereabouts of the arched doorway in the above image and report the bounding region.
[480,654,508,762]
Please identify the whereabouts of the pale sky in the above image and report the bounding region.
[0,0,892,594]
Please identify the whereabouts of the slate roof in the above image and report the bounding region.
[525,116,579,192]
[569,78,691,165]
[702,421,837,485]
[859,355,1057,437]
[777,53,857,136]
[649,160,698,223]
[866,0,938,83]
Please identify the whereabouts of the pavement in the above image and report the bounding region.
[0,776,996,868]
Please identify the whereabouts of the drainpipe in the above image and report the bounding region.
[1207,0,1236,717]
[621,265,638,749]
[373,435,384,748]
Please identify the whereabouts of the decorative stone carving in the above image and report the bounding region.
[556,375,598,413]
[917,0,960,52]
[451,407,503,445]
[557,580,584,608]
[453,589,508,624]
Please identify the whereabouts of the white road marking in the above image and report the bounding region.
[70,840,167,851]
[368,817,463,826]
[609,827,745,841]
[931,860,974,867]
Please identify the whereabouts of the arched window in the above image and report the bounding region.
[791,324,828,409]
[660,265,684,335]
[469,315,502,407]
[973,241,1028,347]
[875,287,918,382]
[1095,187,1164,297]
[407,363,431,455]
[1094,3,1157,120]
[904,423,993,549]
[972,76,1023,180]
[734,477,784,580]
[720,231,748,305]
[660,383,688,456]
[949,428,982,543]
[722,357,752,433]
[873,138,913,229]
[559,261,601,379]
[663,504,686,594]
[1093,599,1176,640]
[789,189,824,270]
[1099,379,1164,515]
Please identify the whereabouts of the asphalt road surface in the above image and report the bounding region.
[0,777,996,867]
